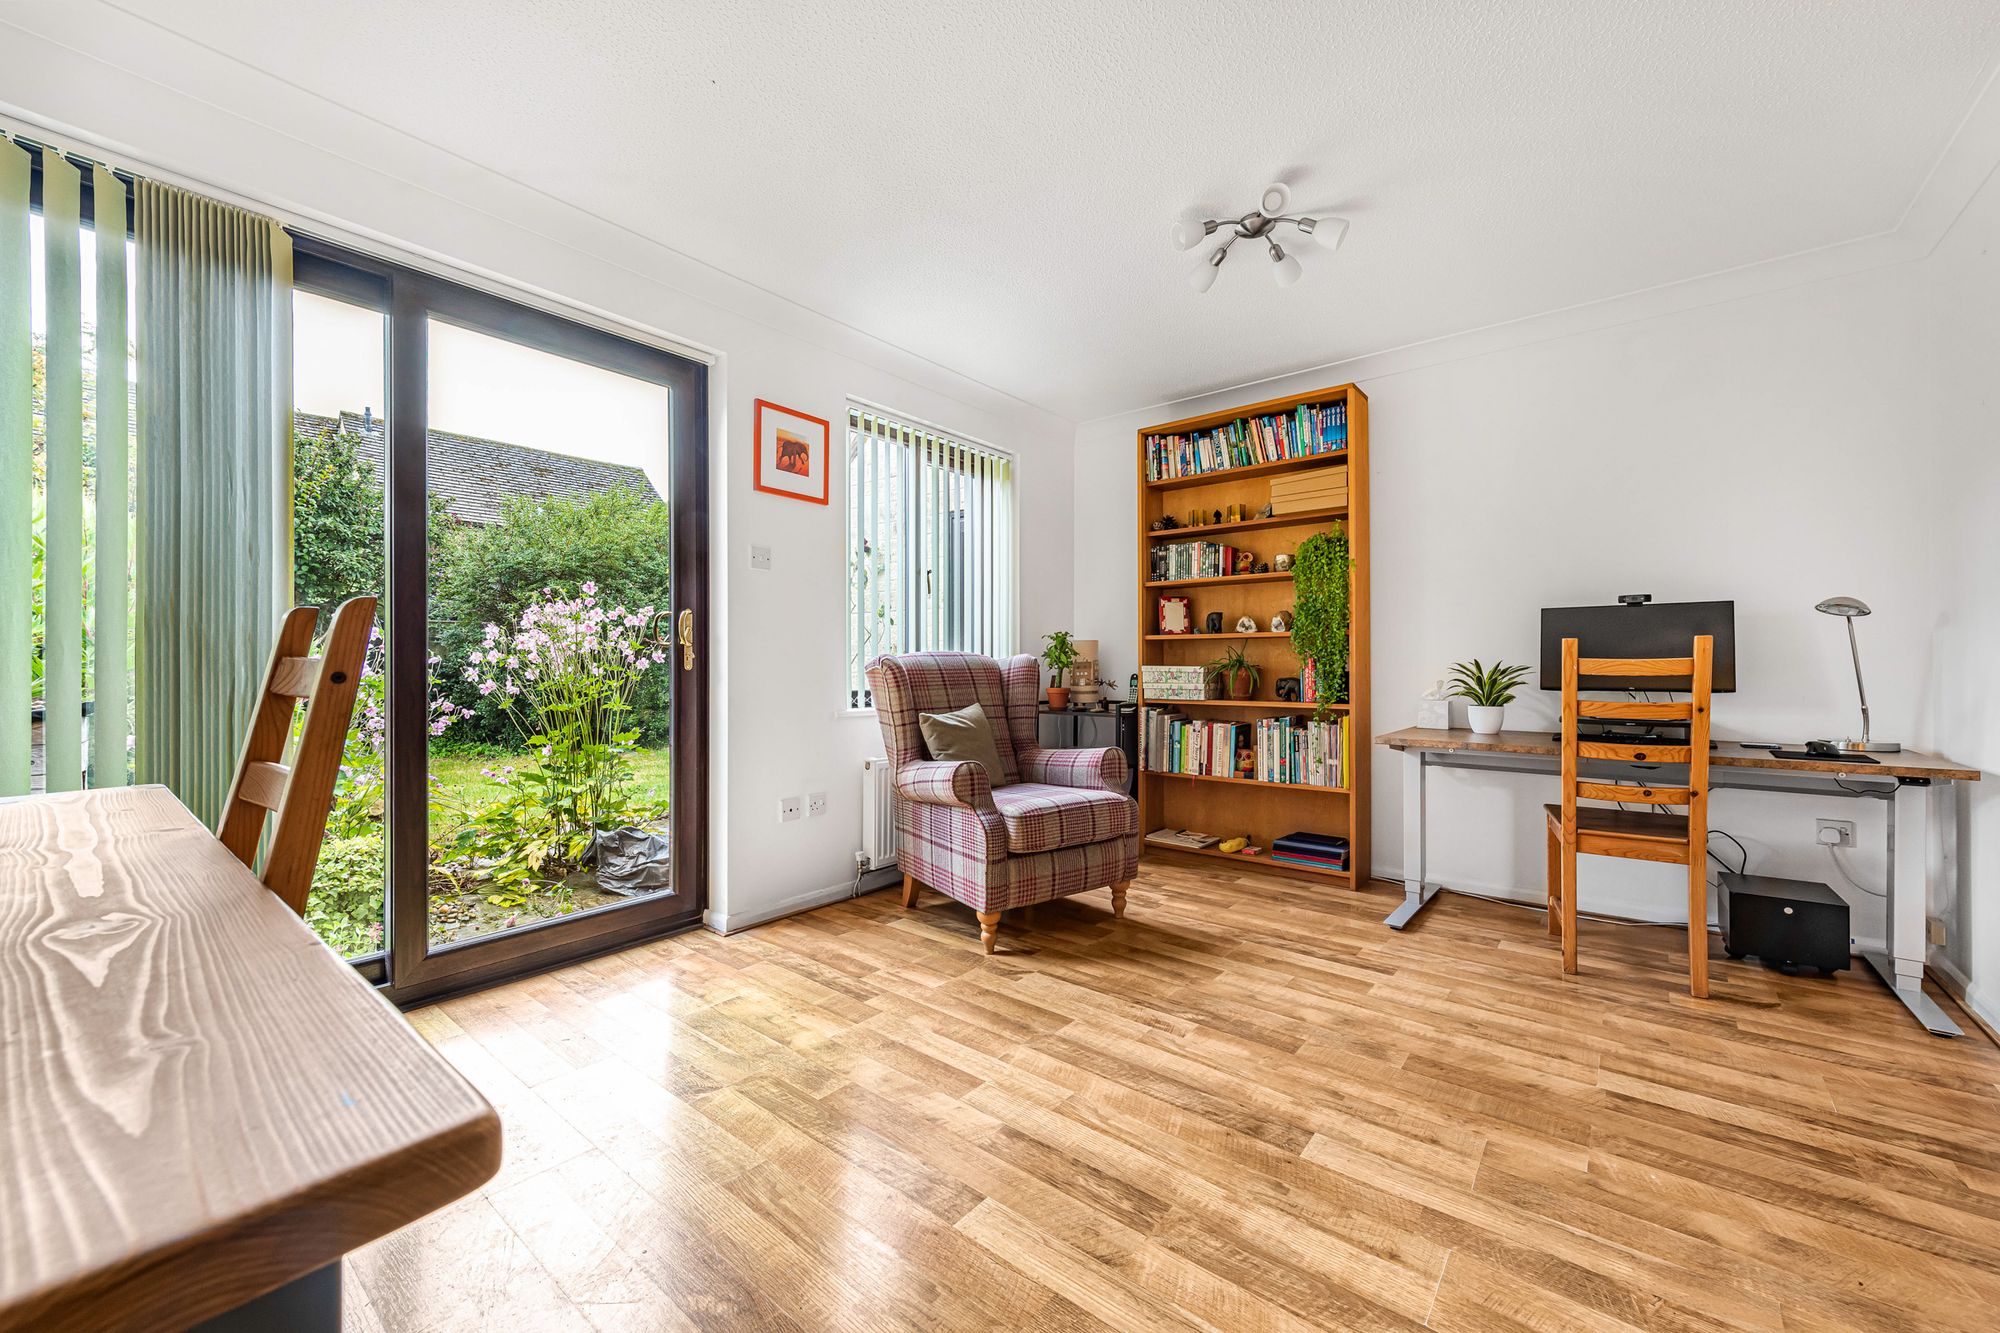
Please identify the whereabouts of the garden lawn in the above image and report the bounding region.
[428,746,672,821]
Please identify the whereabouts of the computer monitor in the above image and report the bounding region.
[1539,600,1736,693]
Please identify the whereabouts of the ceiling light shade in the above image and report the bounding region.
[1170,217,1211,251]
[1260,181,1291,215]
[1299,217,1349,252]
[1189,250,1224,292]
[1272,251,1303,287]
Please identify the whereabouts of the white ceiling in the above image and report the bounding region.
[91,1,2000,420]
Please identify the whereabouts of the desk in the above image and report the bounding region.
[1376,727,1980,1037]
[0,786,501,1331]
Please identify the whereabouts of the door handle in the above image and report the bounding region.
[678,608,695,671]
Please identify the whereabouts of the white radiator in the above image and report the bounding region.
[860,757,899,870]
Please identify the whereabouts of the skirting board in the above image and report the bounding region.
[704,866,901,934]
[1928,955,2000,1049]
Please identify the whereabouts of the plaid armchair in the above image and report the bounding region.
[866,652,1139,953]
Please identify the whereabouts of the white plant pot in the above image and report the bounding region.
[1466,705,1505,735]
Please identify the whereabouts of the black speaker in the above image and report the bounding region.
[1718,872,1850,973]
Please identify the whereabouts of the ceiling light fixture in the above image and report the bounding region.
[1173,182,1347,291]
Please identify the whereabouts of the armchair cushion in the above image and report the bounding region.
[991,782,1137,854]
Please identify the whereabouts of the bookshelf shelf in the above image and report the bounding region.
[1148,770,1348,794]
[1145,630,1290,641]
[1146,507,1346,543]
[1135,383,1370,889]
[1144,571,1293,590]
[1145,839,1353,880]
[1139,698,1348,712]
[1147,451,1348,492]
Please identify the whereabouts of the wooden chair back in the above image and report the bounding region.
[216,596,377,915]
[1558,634,1713,840]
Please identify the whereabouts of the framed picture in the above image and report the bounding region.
[1157,595,1192,635]
[753,399,830,504]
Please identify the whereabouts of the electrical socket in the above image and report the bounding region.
[807,791,828,817]
[779,795,803,822]
[1816,818,1854,848]
[750,544,773,571]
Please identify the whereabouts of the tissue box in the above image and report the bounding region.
[1416,697,1451,729]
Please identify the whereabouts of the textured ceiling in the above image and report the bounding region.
[99,1,2000,420]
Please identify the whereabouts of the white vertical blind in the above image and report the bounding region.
[845,405,1014,707]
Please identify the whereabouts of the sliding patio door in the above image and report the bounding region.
[294,239,707,1002]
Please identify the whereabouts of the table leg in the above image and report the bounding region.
[191,1261,341,1332]
[1861,780,1961,1037]
[1386,750,1441,929]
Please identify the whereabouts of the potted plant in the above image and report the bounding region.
[1205,642,1260,699]
[1042,630,1079,710]
[1448,658,1531,735]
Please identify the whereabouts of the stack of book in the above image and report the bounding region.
[1150,540,1240,582]
[1144,400,1348,482]
[1250,714,1350,788]
[1272,831,1349,874]
[1269,468,1348,515]
[1143,708,1348,788]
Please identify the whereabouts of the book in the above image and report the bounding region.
[1145,828,1221,850]
[1142,399,1347,482]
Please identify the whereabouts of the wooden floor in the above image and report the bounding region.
[342,862,2000,1332]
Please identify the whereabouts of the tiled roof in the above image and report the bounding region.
[294,410,661,526]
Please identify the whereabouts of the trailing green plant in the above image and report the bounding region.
[1042,630,1079,682]
[1203,642,1260,695]
[1447,659,1531,708]
[1288,529,1351,716]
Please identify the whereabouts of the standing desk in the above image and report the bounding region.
[1376,727,1980,1037]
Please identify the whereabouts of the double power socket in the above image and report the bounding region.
[779,792,828,822]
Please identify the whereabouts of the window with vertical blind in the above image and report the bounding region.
[845,404,1014,707]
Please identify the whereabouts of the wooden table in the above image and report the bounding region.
[0,786,501,1332]
[1375,727,1980,1036]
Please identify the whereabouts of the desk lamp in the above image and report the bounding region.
[1814,596,1900,753]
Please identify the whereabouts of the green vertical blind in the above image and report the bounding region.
[134,178,292,828]
[845,405,1014,707]
[0,141,28,794]
[0,138,134,797]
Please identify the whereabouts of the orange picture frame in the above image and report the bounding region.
[753,399,830,504]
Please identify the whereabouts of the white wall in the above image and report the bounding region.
[1927,164,2000,1030]
[1076,259,1959,946]
[0,20,1075,933]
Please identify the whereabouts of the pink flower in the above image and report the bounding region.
[581,580,597,596]
[479,680,497,695]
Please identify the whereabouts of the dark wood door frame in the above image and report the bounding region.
[294,237,709,1005]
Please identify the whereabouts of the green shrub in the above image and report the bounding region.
[304,833,385,957]
[429,488,673,745]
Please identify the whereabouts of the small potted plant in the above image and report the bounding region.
[1042,631,1078,710]
[1205,642,1261,700]
[1448,658,1531,735]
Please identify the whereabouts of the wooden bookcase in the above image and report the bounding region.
[1134,384,1369,886]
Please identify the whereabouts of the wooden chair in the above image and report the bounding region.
[1545,635,1713,996]
[216,596,377,916]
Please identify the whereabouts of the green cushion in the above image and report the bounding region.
[919,701,1007,786]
